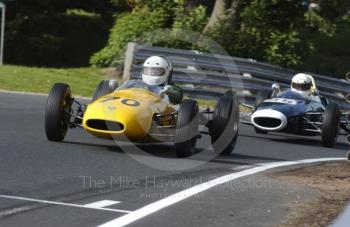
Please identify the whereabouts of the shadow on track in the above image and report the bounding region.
[63,140,183,158]
[240,133,348,150]
[63,140,288,166]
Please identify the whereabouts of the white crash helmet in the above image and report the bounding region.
[142,56,170,86]
[291,73,313,97]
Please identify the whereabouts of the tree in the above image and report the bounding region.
[2,0,121,67]
[203,0,248,33]
[319,0,350,22]
[235,0,309,66]
[91,0,210,67]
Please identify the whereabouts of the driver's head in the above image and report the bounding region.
[142,56,170,86]
[291,73,313,96]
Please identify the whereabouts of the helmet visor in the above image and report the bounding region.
[292,82,312,91]
[142,67,166,77]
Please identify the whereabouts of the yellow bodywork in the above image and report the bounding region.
[83,88,175,140]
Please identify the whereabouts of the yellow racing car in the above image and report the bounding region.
[45,80,239,157]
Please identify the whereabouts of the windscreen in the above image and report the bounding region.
[276,90,306,100]
[117,80,162,95]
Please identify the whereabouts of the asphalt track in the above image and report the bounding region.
[0,91,348,227]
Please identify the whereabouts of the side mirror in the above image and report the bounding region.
[109,80,119,90]
[272,83,280,90]
[271,83,280,96]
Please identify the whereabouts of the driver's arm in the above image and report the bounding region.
[164,84,183,105]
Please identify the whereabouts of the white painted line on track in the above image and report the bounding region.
[0,89,48,97]
[0,89,90,100]
[231,165,254,171]
[0,195,131,214]
[98,158,346,227]
[0,206,33,218]
[84,200,121,209]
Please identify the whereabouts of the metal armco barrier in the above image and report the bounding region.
[123,42,350,108]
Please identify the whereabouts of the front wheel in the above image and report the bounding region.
[92,80,118,101]
[322,103,340,147]
[210,92,240,155]
[175,99,199,158]
[45,83,72,142]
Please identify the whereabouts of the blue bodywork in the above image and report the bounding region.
[254,90,326,134]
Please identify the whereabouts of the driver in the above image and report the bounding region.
[142,56,183,105]
[291,73,321,102]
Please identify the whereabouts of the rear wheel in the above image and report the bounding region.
[322,103,340,147]
[92,80,118,101]
[175,99,199,158]
[45,83,72,142]
[210,92,240,155]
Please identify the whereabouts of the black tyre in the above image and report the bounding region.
[175,99,199,158]
[255,90,272,106]
[92,80,116,101]
[210,92,240,155]
[45,83,72,142]
[322,103,340,147]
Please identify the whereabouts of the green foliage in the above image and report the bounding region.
[3,0,117,67]
[6,12,110,67]
[154,4,208,50]
[173,4,208,32]
[206,0,342,68]
[137,0,178,11]
[235,0,309,66]
[4,0,349,77]
[90,8,168,67]
[306,11,336,35]
[302,25,350,77]
[91,0,209,67]
[203,16,236,54]
[264,31,311,67]
[319,0,350,22]
[241,0,305,31]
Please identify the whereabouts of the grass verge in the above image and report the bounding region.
[270,162,350,227]
[0,65,107,97]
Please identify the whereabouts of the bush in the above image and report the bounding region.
[91,1,209,67]
[5,12,110,67]
[90,8,168,67]
[153,4,208,51]
[302,27,350,77]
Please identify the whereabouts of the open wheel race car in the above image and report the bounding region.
[241,84,350,148]
[45,80,240,158]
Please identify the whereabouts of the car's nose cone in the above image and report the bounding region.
[252,109,287,131]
